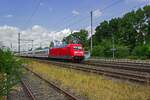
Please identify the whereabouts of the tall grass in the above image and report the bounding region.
[28,60,150,100]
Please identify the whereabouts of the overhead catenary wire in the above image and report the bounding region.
[22,0,122,32]
[57,0,123,31]
[41,0,123,42]
[18,0,42,52]
[37,0,124,48]
[19,0,147,51]
[93,2,148,27]
[69,0,147,31]
[23,0,42,29]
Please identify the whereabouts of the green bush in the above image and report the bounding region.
[132,45,149,59]
[0,49,23,96]
[92,45,105,57]
[115,45,129,58]
[91,39,150,59]
[127,55,139,59]
[92,40,129,58]
[103,47,112,57]
[146,45,150,58]
[101,39,112,57]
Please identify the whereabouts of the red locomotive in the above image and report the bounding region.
[21,42,85,62]
[49,43,84,61]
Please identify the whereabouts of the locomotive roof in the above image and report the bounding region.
[50,43,82,49]
[67,44,82,46]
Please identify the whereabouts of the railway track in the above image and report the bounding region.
[7,80,35,100]
[23,67,79,100]
[21,79,36,100]
[85,60,150,73]
[31,58,150,84]
[8,66,79,100]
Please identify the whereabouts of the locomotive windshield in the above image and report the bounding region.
[73,46,82,50]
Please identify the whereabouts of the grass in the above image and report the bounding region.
[27,60,150,100]
[0,96,4,100]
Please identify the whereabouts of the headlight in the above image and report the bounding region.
[74,51,83,54]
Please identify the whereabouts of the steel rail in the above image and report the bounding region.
[31,59,150,84]
[24,67,79,100]
[84,61,150,73]
[20,79,36,100]
[86,60,150,67]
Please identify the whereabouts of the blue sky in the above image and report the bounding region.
[0,0,149,31]
[0,0,149,50]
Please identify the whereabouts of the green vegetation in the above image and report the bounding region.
[93,5,150,59]
[28,60,150,100]
[63,29,89,50]
[0,48,23,98]
[63,5,150,59]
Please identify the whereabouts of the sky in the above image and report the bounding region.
[0,0,149,51]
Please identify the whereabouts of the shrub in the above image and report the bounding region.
[132,45,149,59]
[0,49,23,97]
[92,45,105,57]
[101,39,112,58]
[146,45,150,58]
[92,40,129,58]
[127,55,139,59]
[115,45,129,58]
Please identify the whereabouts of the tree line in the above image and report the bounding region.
[63,5,150,59]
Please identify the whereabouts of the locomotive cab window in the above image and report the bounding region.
[73,46,82,50]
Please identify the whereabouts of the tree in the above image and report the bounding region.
[143,6,150,44]
[92,5,150,58]
[94,21,111,44]
[63,29,89,47]
[109,18,122,44]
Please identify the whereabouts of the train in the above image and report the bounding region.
[20,43,86,62]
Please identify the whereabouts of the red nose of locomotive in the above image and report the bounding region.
[74,51,84,56]
[72,46,84,61]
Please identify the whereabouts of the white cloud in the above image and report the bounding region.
[93,9,102,17]
[0,25,19,50]
[72,10,80,15]
[0,25,72,51]
[4,14,13,18]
